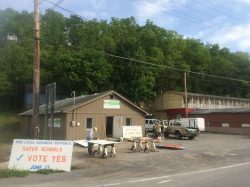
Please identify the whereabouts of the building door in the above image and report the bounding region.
[113,116,123,138]
[106,116,113,137]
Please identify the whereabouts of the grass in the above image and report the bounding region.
[0,169,29,178]
[0,169,65,178]
[0,111,23,144]
[0,111,23,162]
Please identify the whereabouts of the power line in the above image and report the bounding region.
[10,32,250,86]
[44,0,248,42]
[192,0,233,18]
[100,52,250,84]
[145,0,205,23]
[188,75,250,91]
[52,0,65,10]
[43,0,87,20]
[41,0,250,84]
[129,0,202,24]
[180,3,216,20]
[139,0,247,37]
[16,0,250,85]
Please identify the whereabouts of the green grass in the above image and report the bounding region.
[0,169,29,178]
[0,111,22,144]
[0,111,24,162]
[0,169,65,178]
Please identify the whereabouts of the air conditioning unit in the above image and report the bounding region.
[71,121,76,127]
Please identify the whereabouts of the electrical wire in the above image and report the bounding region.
[192,0,234,18]
[188,75,250,91]
[40,0,250,84]
[100,52,250,84]
[8,1,250,86]
[52,0,65,10]
[128,0,202,24]
[43,0,87,20]
[140,0,247,36]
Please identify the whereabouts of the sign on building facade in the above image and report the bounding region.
[103,100,120,109]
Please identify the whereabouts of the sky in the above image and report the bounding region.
[1,0,250,53]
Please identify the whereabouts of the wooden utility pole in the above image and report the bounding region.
[184,72,188,118]
[33,0,40,138]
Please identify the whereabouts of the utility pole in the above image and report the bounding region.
[184,72,188,118]
[33,0,40,138]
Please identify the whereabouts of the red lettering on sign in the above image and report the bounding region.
[22,146,38,151]
[28,155,48,162]
[41,147,62,152]
[52,155,66,162]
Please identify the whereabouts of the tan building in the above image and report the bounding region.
[20,90,148,140]
[155,91,250,119]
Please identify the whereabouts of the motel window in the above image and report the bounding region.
[126,118,132,126]
[86,118,93,129]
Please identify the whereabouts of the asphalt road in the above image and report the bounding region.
[1,133,250,187]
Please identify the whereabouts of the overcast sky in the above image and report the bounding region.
[1,0,250,53]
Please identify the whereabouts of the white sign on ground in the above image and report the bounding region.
[8,139,73,172]
[122,126,142,138]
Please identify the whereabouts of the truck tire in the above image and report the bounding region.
[164,132,169,138]
[175,131,182,140]
[189,136,195,140]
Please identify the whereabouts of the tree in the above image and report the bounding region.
[54,49,112,93]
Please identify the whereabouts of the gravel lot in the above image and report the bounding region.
[1,133,250,186]
[70,133,250,178]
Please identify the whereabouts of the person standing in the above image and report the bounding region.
[87,127,98,155]
[153,121,162,139]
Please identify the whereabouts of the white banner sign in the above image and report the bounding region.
[122,126,142,138]
[8,139,73,172]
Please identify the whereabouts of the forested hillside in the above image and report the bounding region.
[1,8,250,109]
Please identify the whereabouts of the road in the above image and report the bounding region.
[1,161,250,187]
[1,133,250,187]
[97,161,250,187]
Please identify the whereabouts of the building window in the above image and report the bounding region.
[86,118,93,129]
[126,118,132,126]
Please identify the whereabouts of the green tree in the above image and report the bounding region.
[54,49,112,93]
